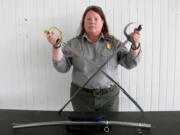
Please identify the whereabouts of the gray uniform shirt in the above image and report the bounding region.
[53,33,141,89]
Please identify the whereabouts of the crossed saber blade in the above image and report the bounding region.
[58,22,143,113]
[12,23,152,131]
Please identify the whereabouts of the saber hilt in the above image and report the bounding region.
[44,26,63,48]
[124,24,142,49]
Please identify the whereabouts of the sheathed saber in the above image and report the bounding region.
[12,120,151,132]
[55,23,143,113]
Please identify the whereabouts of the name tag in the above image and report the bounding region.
[75,48,82,51]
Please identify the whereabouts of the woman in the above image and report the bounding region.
[47,5,141,112]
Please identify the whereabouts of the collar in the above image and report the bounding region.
[82,33,104,42]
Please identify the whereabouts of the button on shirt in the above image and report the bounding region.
[53,33,141,89]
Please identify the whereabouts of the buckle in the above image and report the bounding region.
[93,89,101,96]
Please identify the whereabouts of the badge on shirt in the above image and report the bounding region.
[106,43,111,50]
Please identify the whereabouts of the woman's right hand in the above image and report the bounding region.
[47,31,64,61]
[47,31,59,46]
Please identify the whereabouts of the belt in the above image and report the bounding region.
[72,82,116,96]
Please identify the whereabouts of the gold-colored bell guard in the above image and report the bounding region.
[44,26,63,46]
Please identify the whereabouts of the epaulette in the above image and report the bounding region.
[104,35,115,47]
[104,35,114,41]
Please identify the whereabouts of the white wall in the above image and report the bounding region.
[0,0,179,111]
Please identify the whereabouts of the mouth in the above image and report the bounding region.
[88,26,96,29]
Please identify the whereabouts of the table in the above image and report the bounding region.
[0,109,179,135]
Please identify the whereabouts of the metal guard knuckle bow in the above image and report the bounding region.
[44,26,63,46]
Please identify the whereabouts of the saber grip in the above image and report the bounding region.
[131,25,142,50]
[136,25,142,31]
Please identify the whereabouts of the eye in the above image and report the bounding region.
[86,17,91,21]
[95,18,99,21]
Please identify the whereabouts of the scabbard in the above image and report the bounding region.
[12,120,151,129]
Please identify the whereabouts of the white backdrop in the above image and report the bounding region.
[0,0,180,111]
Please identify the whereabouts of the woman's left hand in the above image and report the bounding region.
[130,29,141,47]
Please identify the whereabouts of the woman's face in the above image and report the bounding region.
[84,10,104,37]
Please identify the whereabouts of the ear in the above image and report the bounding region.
[101,20,104,28]
[102,20,104,24]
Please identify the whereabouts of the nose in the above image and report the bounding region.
[89,18,96,23]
